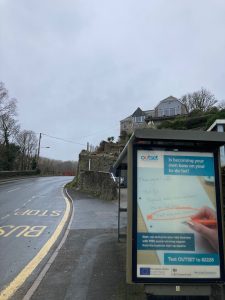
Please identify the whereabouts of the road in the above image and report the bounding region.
[0,176,73,299]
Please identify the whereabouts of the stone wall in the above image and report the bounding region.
[75,142,125,200]
[79,170,117,200]
[103,142,124,155]
[0,170,39,179]
[78,152,118,173]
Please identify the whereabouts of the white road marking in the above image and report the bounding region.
[1,214,10,220]
[7,188,20,193]
[22,198,33,206]
[0,187,71,300]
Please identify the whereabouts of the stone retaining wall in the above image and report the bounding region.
[0,170,39,179]
[78,152,117,173]
[79,170,117,200]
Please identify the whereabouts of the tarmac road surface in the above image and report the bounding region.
[0,176,73,300]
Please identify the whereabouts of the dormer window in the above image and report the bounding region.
[134,116,145,123]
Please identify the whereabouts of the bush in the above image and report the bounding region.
[206,111,225,129]
[186,115,209,129]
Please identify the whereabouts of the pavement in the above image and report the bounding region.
[1,178,223,300]
[28,188,146,300]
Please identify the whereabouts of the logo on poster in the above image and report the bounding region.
[140,267,151,275]
[141,155,158,161]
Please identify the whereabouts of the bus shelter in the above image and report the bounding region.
[113,128,225,298]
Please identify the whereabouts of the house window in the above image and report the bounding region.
[164,109,170,116]
[134,116,145,123]
[158,109,163,117]
[169,108,176,116]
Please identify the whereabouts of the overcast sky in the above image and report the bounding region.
[1,0,225,161]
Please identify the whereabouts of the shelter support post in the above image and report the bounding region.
[118,169,127,242]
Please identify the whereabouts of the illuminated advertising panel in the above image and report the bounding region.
[134,149,224,281]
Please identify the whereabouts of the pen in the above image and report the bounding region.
[191,219,217,226]
[184,219,217,227]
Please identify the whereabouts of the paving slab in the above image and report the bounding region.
[30,189,146,300]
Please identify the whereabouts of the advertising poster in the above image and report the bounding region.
[136,149,221,279]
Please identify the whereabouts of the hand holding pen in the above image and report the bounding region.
[189,218,217,227]
[187,206,218,252]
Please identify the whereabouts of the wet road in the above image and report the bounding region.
[0,176,73,298]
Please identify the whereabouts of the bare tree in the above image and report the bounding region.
[0,113,19,145]
[16,130,38,170]
[0,82,20,170]
[0,82,7,112]
[180,88,217,113]
[217,100,225,110]
[0,82,17,116]
[0,82,19,144]
[38,157,77,175]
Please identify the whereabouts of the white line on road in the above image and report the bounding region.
[7,188,21,193]
[22,198,33,207]
[1,214,10,220]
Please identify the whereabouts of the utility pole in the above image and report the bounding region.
[37,133,42,168]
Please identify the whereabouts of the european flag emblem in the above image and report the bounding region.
[140,267,150,275]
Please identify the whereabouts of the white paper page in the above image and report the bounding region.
[137,168,216,262]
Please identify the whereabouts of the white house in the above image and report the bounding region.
[207,119,225,166]
[155,96,187,117]
[120,96,187,135]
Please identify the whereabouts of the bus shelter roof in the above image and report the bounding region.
[113,128,225,171]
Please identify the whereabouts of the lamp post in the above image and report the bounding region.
[36,133,50,169]
[37,133,42,168]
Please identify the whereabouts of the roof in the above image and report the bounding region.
[120,107,146,122]
[155,96,184,109]
[133,128,225,143]
[113,128,225,171]
[207,119,225,132]
[131,107,145,117]
[143,109,155,116]
[120,115,131,123]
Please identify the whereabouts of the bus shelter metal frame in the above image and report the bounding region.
[113,128,225,299]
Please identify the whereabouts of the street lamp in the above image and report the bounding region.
[38,146,50,161]
[36,133,51,168]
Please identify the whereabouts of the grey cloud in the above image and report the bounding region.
[1,0,225,160]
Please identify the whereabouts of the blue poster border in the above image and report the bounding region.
[132,143,225,284]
